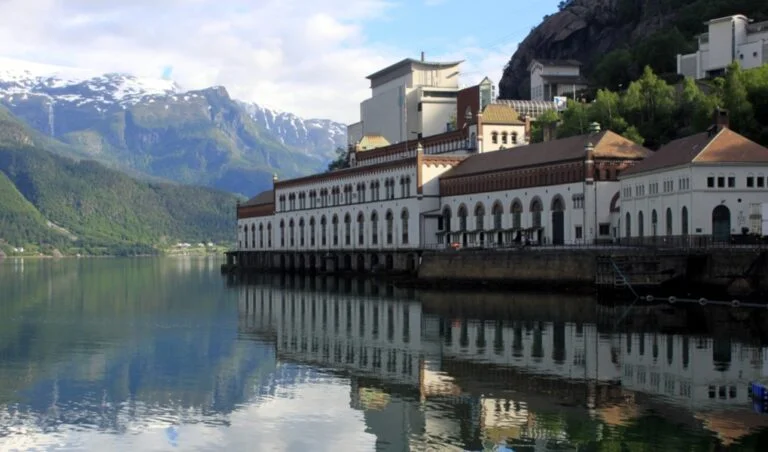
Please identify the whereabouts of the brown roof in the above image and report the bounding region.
[481,104,524,125]
[441,130,649,180]
[621,127,768,177]
[241,190,274,207]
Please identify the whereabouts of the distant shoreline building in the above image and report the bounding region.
[677,14,768,79]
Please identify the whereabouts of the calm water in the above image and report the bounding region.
[2,257,768,451]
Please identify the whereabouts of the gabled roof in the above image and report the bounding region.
[621,127,768,177]
[442,131,649,180]
[357,134,390,151]
[481,104,524,125]
[366,58,464,81]
[240,190,274,207]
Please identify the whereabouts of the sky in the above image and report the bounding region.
[0,0,561,123]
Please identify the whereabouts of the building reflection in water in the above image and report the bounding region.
[237,274,768,451]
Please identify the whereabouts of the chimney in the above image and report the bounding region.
[420,51,425,62]
[713,107,729,130]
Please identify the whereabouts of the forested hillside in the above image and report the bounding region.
[533,63,768,149]
[0,106,238,255]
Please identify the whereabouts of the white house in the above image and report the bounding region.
[677,14,768,80]
[619,113,768,243]
[528,59,588,101]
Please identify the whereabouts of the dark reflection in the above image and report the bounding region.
[5,260,768,451]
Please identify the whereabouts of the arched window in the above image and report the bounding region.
[681,206,689,237]
[401,209,409,244]
[386,211,394,245]
[299,218,305,246]
[259,223,264,248]
[267,222,272,248]
[309,217,316,247]
[279,220,285,247]
[344,213,351,246]
[289,219,295,247]
[458,205,468,230]
[511,200,522,229]
[625,212,631,238]
[511,131,518,144]
[651,210,658,237]
[332,215,339,246]
[491,131,499,144]
[530,199,542,228]
[666,208,673,236]
[501,132,508,145]
[492,202,503,230]
[475,203,486,230]
[637,211,644,238]
[251,224,256,249]
[371,211,379,245]
[357,213,365,246]
[321,216,327,246]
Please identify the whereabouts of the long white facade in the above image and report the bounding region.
[678,14,768,79]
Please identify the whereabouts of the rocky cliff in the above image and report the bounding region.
[499,0,768,99]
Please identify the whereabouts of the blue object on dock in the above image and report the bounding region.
[750,380,768,414]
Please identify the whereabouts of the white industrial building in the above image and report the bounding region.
[619,112,768,243]
[677,14,768,80]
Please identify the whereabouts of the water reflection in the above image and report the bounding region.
[238,274,768,450]
[2,257,768,451]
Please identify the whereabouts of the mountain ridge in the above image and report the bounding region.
[0,56,347,196]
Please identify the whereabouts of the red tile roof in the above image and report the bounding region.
[441,130,649,180]
[621,127,768,177]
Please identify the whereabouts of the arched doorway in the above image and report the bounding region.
[309,254,317,273]
[356,254,365,272]
[371,253,380,270]
[551,196,565,245]
[343,254,352,271]
[712,205,731,242]
[385,254,394,271]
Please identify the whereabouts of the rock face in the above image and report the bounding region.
[499,0,678,99]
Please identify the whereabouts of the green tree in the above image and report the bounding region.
[530,109,560,143]
[723,62,758,136]
[621,66,676,147]
[557,99,591,138]
[677,77,719,136]
[326,146,350,172]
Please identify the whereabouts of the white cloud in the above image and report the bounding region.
[0,0,515,124]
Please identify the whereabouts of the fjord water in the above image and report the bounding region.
[2,258,768,451]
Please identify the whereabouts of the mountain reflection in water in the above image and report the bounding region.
[1,257,768,451]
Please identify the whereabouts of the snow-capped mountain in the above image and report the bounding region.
[240,102,347,162]
[0,57,347,195]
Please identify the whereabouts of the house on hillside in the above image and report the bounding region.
[528,59,588,102]
[677,14,768,80]
[618,110,768,244]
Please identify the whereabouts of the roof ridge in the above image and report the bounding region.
[691,127,725,163]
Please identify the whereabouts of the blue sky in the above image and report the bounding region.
[0,0,561,122]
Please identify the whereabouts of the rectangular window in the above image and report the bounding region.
[717,176,725,188]
[575,226,583,239]
[599,223,610,236]
[747,176,754,188]
[759,178,765,188]
[707,176,715,188]
[727,176,735,188]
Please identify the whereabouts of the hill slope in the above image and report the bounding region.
[0,59,345,196]
[0,106,238,254]
[499,0,768,99]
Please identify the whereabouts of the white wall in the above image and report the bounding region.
[439,181,619,246]
[482,124,527,149]
[708,19,736,70]
[347,122,363,147]
[620,165,768,238]
[362,88,405,144]
[420,99,456,138]
[737,40,765,70]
